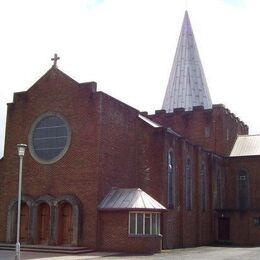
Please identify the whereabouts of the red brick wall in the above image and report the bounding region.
[216,211,260,246]
[230,212,251,245]
[97,93,139,202]
[162,210,179,248]
[249,212,260,245]
[215,155,260,246]
[1,66,258,251]
[99,211,162,253]
[0,68,167,250]
[197,152,214,246]
[133,122,216,248]
[148,105,248,156]
[135,123,165,203]
[160,133,217,248]
[225,156,260,210]
[0,69,102,247]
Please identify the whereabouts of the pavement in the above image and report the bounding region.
[1,246,260,260]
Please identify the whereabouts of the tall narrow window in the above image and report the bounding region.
[237,170,249,209]
[226,128,230,141]
[205,127,210,138]
[168,151,174,208]
[200,163,206,211]
[185,158,192,210]
[216,169,222,209]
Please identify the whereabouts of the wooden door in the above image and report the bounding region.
[218,217,230,241]
[38,203,50,244]
[20,203,29,242]
[60,203,73,245]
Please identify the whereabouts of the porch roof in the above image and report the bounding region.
[98,188,166,211]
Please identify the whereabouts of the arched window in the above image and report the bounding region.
[200,162,206,211]
[167,151,174,208]
[237,170,249,209]
[216,169,222,209]
[185,158,192,210]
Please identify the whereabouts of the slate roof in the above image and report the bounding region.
[162,11,212,112]
[230,135,260,157]
[98,188,166,211]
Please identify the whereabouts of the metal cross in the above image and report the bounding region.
[51,53,60,68]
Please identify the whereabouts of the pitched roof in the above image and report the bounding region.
[162,11,212,112]
[98,188,166,211]
[230,135,260,157]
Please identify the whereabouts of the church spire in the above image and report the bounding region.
[162,11,212,112]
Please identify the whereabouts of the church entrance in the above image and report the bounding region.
[20,203,29,243]
[38,203,50,244]
[218,217,230,241]
[59,203,73,245]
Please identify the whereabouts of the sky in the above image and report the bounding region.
[0,0,260,157]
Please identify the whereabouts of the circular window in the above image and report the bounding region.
[29,113,71,164]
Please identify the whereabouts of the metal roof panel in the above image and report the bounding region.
[230,135,260,157]
[162,11,212,112]
[98,188,166,210]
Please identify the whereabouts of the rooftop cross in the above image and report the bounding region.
[51,53,60,68]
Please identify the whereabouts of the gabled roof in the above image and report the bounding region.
[98,188,166,211]
[230,135,260,157]
[27,66,80,92]
[162,11,212,112]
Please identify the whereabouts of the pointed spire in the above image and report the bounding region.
[162,11,212,112]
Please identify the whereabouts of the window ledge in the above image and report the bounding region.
[128,234,162,238]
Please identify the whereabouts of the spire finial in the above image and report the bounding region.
[51,53,60,68]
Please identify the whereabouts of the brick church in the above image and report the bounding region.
[0,11,260,253]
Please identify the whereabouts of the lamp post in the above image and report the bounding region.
[15,144,27,260]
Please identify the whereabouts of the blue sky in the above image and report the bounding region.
[0,0,260,157]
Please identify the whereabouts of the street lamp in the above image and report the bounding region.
[15,144,27,260]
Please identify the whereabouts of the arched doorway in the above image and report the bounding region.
[6,196,34,244]
[20,203,29,243]
[59,203,73,245]
[38,203,50,244]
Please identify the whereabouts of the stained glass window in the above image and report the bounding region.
[168,151,174,208]
[185,158,192,210]
[30,114,70,163]
[238,170,249,209]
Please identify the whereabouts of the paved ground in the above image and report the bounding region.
[1,246,260,260]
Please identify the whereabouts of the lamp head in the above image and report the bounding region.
[17,144,27,157]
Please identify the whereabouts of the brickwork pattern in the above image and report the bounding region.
[1,67,260,252]
[99,211,162,253]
